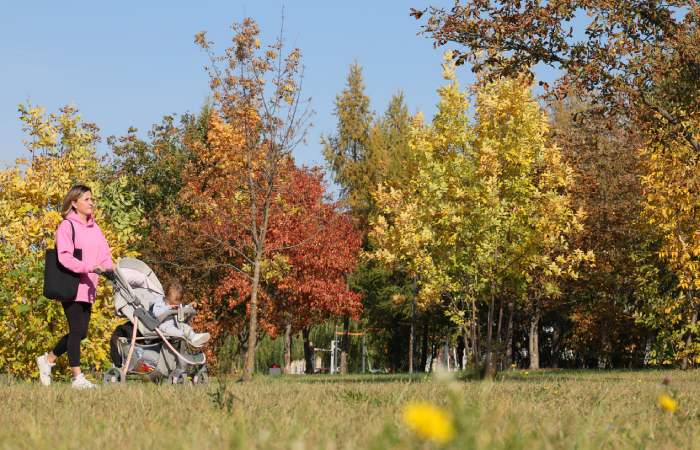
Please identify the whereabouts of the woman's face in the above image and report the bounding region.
[71,191,94,217]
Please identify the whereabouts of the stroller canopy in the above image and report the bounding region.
[113,257,165,336]
[116,258,164,296]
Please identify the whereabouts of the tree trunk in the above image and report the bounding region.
[429,342,438,373]
[444,338,451,369]
[484,291,496,378]
[529,299,541,370]
[340,316,350,374]
[497,298,504,342]
[302,328,314,374]
[551,322,561,369]
[463,333,470,368]
[505,299,515,368]
[456,334,465,370]
[361,333,366,373]
[420,321,429,373]
[236,329,249,374]
[496,297,504,371]
[409,277,417,373]
[243,253,263,381]
[471,298,480,368]
[283,321,292,374]
[681,304,698,370]
[598,332,611,369]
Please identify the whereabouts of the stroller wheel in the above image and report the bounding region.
[192,367,208,385]
[171,372,188,385]
[103,367,122,384]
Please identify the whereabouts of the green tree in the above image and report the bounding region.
[371,56,587,376]
[322,62,375,224]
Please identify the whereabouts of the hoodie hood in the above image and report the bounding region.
[66,210,95,227]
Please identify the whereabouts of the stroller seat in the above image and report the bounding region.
[107,257,208,383]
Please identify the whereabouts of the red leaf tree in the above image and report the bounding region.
[265,166,362,373]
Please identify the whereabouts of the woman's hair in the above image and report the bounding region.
[60,184,92,218]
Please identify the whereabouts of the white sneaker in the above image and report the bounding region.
[71,373,96,390]
[186,331,211,348]
[36,353,55,386]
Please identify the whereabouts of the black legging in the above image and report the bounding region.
[52,301,92,367]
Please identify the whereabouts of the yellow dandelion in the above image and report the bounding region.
[658,394,678,413]
[402,401,455,444]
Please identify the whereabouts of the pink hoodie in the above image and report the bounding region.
[56,210,113,303]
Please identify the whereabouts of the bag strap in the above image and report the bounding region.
[58,220,77,247]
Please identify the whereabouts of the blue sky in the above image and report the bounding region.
[0,1,560,169]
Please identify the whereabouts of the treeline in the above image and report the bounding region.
[1,4,699,378]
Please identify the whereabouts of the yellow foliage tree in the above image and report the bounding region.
[0,105,143,378]
[640,120,700,367]
[371,54,588,375]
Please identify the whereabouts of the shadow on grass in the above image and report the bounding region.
[490,367,680,384]
[271,373,431,384]
[251,367,682,385]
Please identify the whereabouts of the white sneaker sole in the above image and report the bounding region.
[71,378,96,389]
[36,356,51,386]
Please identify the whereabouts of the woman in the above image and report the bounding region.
[36,185,113,389]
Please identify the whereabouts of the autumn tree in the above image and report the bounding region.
[414,1,700,154]
[371,55,587,376]
[416,0,700,369]
[323,63,415,225]
[546,96,653,367]
[0,105,142,378]
[107,108,209,229]
[174,18,310,380]
[322,63,374,225]
[263,166,363,373]
[639,126,700,368]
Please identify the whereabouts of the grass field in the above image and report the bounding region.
[0,369,697,449]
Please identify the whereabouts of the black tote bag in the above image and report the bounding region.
[43,221,83,301]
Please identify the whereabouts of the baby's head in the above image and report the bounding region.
[166,279,184,306]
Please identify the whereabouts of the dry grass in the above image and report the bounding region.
[0,369,698,449]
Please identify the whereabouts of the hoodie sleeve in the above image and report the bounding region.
[56,220,89,274]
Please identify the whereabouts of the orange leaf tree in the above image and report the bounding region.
[167,18,311,380]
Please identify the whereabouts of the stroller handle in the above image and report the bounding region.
[98,269,117,282]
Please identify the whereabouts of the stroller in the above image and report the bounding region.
[102,257,208,385]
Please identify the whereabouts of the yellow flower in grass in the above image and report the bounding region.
[658,394,678,413]
[402,401,455,444]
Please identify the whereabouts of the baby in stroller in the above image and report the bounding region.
[149,278,210,347]
[104,258,209,384]
[109,277,209,367]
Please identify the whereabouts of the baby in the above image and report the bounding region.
[119,266,210,348]
[151,279,210,348]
